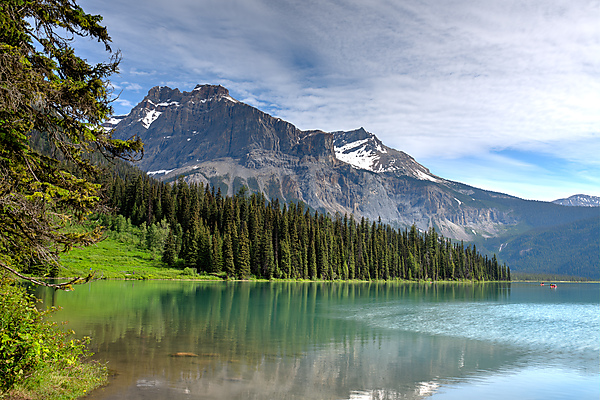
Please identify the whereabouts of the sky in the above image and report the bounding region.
[75,0,600,202]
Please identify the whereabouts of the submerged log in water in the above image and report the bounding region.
[170,352,199,357]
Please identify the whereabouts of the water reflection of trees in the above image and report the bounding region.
[36,282,511,348]
[36,281,517,399]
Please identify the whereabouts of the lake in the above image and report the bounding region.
[35,281,599,399]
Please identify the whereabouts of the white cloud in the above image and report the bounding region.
[114,99,134,109]
[129,68,156,76]
[124,82,143,91]
[77,0,600,199]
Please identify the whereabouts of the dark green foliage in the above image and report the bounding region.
[0,0,142,282]
[237,222,251,278]
[222,228,235,277]
[0,278,98,394]
[162,229,177,267]
[106,168,509,281]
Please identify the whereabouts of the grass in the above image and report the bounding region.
[0,277,108,400]
[6,361,107,400]
[58,229,221,281]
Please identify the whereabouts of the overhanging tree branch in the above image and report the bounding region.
[0,260,94,290]
[0,0,143,286]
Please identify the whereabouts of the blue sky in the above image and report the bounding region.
[76,0,600,201]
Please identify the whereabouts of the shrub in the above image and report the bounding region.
[182,267,198,276]
[0,277,93,394]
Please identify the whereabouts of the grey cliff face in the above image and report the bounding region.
[108,85,596,241]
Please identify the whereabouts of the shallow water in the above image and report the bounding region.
[36,281,599,399]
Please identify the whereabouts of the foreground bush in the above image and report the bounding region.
[0,277,107,398]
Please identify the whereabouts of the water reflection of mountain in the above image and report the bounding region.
[37,282,525,399]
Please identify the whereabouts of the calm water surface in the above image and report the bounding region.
[36,282,599,399]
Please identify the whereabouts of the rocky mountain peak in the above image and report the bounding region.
[143,84,231,103]
[190,84,231,99]
[108,84,444,185]
[115,85,240,131]
[331,128,442,182]
[109,84,337,172]
[145,85,182,102]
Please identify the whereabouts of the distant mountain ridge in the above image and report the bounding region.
[108,84,599,278]
[552,194,600,207]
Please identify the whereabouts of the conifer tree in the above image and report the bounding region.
[1,0,143,278]
[176,180,191,231]
[211,228,223,273]
[181,217,199,266]
[258,229,274,278]
[347,240,356,280]
[222,227,235,278]
[237,221,251,278]
[279,235,292,279]
[162,229,177,267]
[308,229,317,279]
[197,222,212,272]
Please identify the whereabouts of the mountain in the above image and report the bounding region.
[331,128,442,181]
[553,194,600,207]
[486,217,600,279]
[108,84,599,277]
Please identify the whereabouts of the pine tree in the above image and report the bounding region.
[237,221,251,278]
[308,228,317,279]
[197,222,212,272]
[222,227,235,278]
[176,180,191,231]
[278,211,292,279]
[181,217,199,266]
[279,235,292,279]
[211,228,223,273]
[258,229,274,279]
[162,229,177,267]
[347,240,356,280]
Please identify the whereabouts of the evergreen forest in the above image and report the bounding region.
[98,165,510,282]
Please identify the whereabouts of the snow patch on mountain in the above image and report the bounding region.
[333,133,442,182]
[415,169,441,183]
[334,139,380,171]
[140,109,162,129]
[101,115,126,132]
[105,116,123,126]
[148,169,174,176]
[156,101,180,107]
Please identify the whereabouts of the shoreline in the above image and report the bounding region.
[34,275,599,284]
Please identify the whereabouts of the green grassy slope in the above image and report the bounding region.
[58,230,219,281]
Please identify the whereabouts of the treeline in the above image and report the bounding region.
[510,272,591,282]
[103,172,510,281]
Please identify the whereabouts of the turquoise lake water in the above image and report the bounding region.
[36,281,599,399]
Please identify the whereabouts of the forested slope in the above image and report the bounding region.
[492,217,599,279]
[100,166,509,282]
